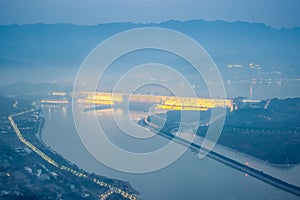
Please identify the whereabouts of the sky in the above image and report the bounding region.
[0,0,299,28]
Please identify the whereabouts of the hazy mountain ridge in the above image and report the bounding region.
[1,20,299,67]
[0,20,299,86]
[0,81,70,95]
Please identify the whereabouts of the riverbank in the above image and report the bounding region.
[6,108,139,199]
[139,117,300,197]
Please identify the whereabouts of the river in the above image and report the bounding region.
[41,105,299,200]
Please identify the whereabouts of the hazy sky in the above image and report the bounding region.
[0,0,299,28]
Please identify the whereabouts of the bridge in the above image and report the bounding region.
[76,91,233,111]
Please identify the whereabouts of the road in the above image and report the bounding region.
[8,110,138,200]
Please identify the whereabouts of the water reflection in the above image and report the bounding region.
[41,105,299,200]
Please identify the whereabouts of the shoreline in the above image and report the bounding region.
[10,109,140,199]
[139,117,300,197]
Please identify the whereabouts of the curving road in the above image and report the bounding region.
[8,110,138,200]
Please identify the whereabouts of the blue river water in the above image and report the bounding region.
[41,105,299,200]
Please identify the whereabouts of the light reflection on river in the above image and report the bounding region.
[41,105,299,200]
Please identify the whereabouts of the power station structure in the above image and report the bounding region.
[76,91,233,111]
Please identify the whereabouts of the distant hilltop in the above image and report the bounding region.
[0,20,299,96]
[0,19,299,68]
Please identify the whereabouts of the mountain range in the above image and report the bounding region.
[0,20,299,88]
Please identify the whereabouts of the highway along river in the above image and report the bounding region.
[41,105,300,200]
